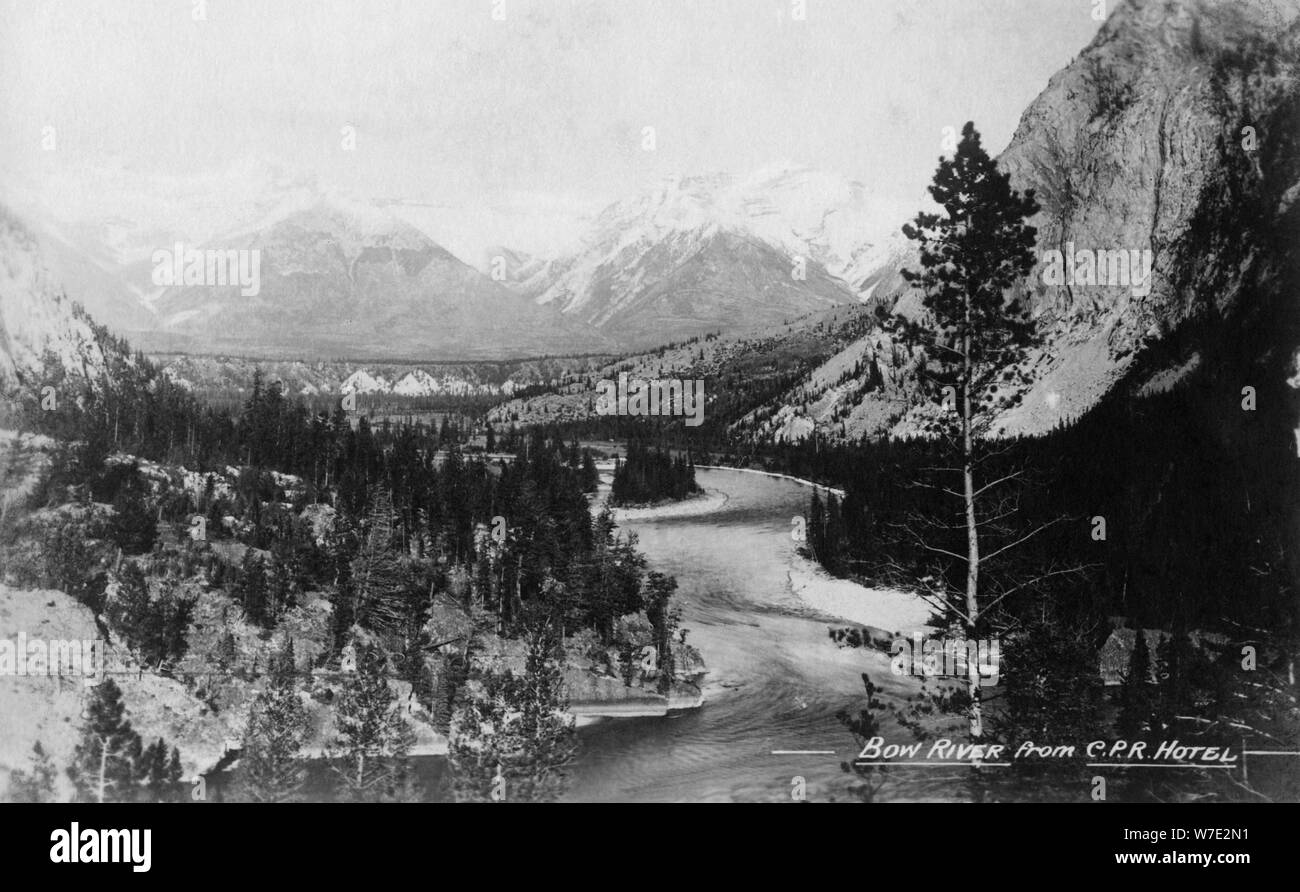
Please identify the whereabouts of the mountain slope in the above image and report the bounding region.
[488,0,1300,449]
[0,159,328,338]
[0,204,117,395]
[148,200,610,359]
[774,0,1300,440]
[527,169,891,348]
[540,225,856,348]
[7,161,901,360]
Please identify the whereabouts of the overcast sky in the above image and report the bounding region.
[0,0,1105,226]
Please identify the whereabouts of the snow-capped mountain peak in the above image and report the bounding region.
[570,165,904,282]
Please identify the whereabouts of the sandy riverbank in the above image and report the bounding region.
[603,487,729,522]
[786,555,933,635]
[601,463,928,636]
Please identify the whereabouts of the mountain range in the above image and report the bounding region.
[515,167,900,348]
[490,0,1300,442]
[140,198,609,360]
[3,0,1297,450]
[0,161,899,360]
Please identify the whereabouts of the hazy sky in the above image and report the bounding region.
[1,0,1106,222]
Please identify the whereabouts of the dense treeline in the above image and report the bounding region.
[610,440,699,506]
[19,364,673,648]
[789,378,1297,635]
[7,344,691,801]
[798,376,1299,800]
[23,340,486,484]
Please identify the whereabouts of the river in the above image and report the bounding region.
[565,466,938,803]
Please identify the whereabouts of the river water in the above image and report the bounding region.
[565,467,938,803]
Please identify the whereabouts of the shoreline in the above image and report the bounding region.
[786,555,933,636]
[694,464,845,498]
[591,457,844,498]
[604,463,926,639]
[686,466,928,633]
[602,487,729,522]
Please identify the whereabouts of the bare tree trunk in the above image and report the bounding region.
[962,316,982,741]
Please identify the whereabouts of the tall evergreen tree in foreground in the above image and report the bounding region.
[837,674,889,802]
[449,619,577,802]
[238,654,309,803]
[138,738,183,802]
[330,644,417,801]
[68,679,142,803]
[890,121,1042,740]
[991,610,1104,782]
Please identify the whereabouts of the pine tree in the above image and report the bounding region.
[449,621,577,802]
[267,555,294,625]
[890,121,1041,740]
[109,474,157,555]
[1152,629,1198,737]
[838,675,889,802]
[236,550,269,626]
[166,748,183,796]
[215,630,238,671]
[351,488,409,635]
[580,451,599,494]
[430,651,467,736]
[643,571,678,693]
[273,636,297,685]
[238,672,309,803]
[41,521,96,607]
[991,611,1104,784]
[206,499,225,542]
[325,509,360,656]
[68,679,144,803]
[137,584,195,669]
[330,578,357,658]
[807,490,825,560]
[106,562,152,653]
[824,492,847,574]
[139,738,174,802]
[6,742,58,802]
[329,644,416,801]
[1118,629,1155,739]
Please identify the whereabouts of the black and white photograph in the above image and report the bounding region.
[0,0,1297,864]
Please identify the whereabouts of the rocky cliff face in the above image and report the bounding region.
[787,0,1300,441]
[0,204,116,397]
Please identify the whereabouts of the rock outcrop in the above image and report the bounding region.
[805,0,1300,440]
